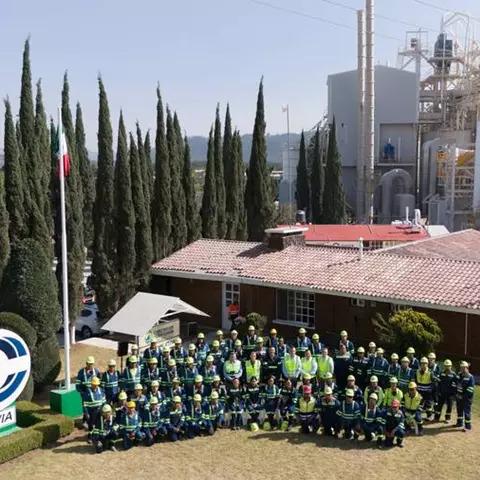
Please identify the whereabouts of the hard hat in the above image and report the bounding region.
[369,393,378,401]
[197,332,205,339]
[193,393,202,402]
[390,377,398,384]
[270,328,277,334]
[168,359,176,367]
[173,396,182,403]
[324,386,333,395]
[299,328,306,334]
[357,346,365,353]
[401,356,410,363]
[151,380,159,388]
[250,422,259,432]
[303,386,312,394]
[370,375,378,383]
[188,344,196,351]
[86,356,95,364]
[212,340,220,347]
[443,359,452,367]
[215,330,223,336]
[280,420,289,431]
[347,375,355,381]
[118,391,128,401]
[231,330,238,335]
[428,352,436,360]
[127,401,136,408]
[194,375,203,383]
[134,384,143,390]
[248,325,255,331]
[408,382,417,389]
[377,347,384,354]
[174,337,182,344]
[340,330,348,337]
[128,355,138,363]
[263,420,271,431]
[131,345,139,351]
[391,399,401,408]
[391,353,399,360]
[211,391,219,399]
[345,389,354,397]
[256,337,264,343]
[186,357,194,364]
[107,359,116,367]
[91,376,100,386]
[303,373,312,380]
[406,347,415,354]
[460,360,469,368]
[162,346,170,353]
[213,375,221,382]
[312,333,319,340]
[206,355,214,362]
[148,357,158,364]
[172,377,181,383]
[420,357,428,364]
[368,342,376,348]
[324,372,333,379]
[234,339,242,347]
[149,397,159,405]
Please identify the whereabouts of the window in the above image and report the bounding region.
[350,298,366,308]
[391,303,409,313]
[276,289,315,326]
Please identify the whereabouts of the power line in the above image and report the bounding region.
[411,0,480,23]
[248,0,402,41]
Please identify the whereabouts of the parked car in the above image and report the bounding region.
[76,303,102,339]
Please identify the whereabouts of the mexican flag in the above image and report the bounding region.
[56,130,71,177]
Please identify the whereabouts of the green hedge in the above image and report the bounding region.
[0,401,74,464]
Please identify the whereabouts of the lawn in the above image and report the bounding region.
[1,344,479,480]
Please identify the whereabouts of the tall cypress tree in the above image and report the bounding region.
[3,99,26,241]
[75,102,95,249]
[234,130,248,240]
[167,108,187,251]
[183,136,201,243]
[296,131,310,217]
[173,112,185,171]
[129,132,152,290]
[92,77,117,318]
[310,127,324,224]
[214,105,226,238]
[114,113,136,306]
[0,179,9,279]
[322,117,346,224]
[201,127,217,238]
[151,88,172,260]
[245,78,275,241]
[143,130,154,202]
[224,104,238,240]
[136,123,151,221]
[60,73,85,336]
[222,104,233,184]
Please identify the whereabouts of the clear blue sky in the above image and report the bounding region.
[1,0,479,150]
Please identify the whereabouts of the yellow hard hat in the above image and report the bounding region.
[428,352,436,360]
[86,356,95,364]
[312,333,319,340]
[206,355,214,362]
[234,339,242,346]
[188,343,196,351]
[250,422,259,432]
[186,357,194,364]
[168,359,176,367]
[420,357,428,364]
[118,391,128,401]
[91,376,100,386]
[148,357,158,364]
[347,375,355,381]
[134,384,143,390]
[128,355,138,363]
[377,348,384,354]
[248,325,255,331]
[460,360,469,368]
[401,356,410,363]
[357,346,365,353]
[324,386,333,395]
[127,401,136,408]
[391,353,399,360]
[324,372,333,379]
[299,328,306,334]
[195,375,203,383]
[102,404,112,414]
[270,328,277,334]
[211,391,219,399]
[303,373,312,380]
[107,359,116,367]
[197,332,205,339]
[406,347,415,354]
[231,330,238,335]
[408,382,417,389]
[263,421,271,431]
[131,344,139,351]
[212,340,220,347]
[213,375,221,382]
[149,397,159,405]
[345,389,354,397]
[369,393,378,401]
[151,380,159,388]
[216,330,223,336]
[370,375,378,383]
[340,330,348,337]
[173,396,182,403]
[193,393,202,402]
[368,342,376,348]
[172,377,181,383]
[256,337,263,343]
[443,359,452,367]
[162,346,170,353]
[174,337,182,344]
[390,377,398,384]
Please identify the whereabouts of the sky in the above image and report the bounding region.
[1,0,480,150]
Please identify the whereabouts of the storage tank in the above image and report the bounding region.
[394,194,415,219]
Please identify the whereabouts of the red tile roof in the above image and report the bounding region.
[279,224,429,242]
[151,232,480,311]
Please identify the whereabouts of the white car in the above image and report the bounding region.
[76,303,102,339]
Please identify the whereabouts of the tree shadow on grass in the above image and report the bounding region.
[52,443,93,455]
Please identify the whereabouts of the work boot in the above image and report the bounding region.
[95,441,103,453]
[376,437,383,448]
[456,419,464,428]
[417,424,424,436]
[396,438,404,448]
[434,414,440,422]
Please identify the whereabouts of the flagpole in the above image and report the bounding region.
[58,106,71,390]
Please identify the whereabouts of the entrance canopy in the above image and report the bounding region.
[101,292,209,339]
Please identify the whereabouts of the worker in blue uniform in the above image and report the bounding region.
[295,328,311,358]
[337,388,361,439]
[143,337,160,363]
[120,355,141,396]
[334,343,352,391]
[92,404,118,453]
[203,391,224,433]
[262,375,280,430]
[226,377,244,430]
[186,393,207,438]
[141,357,160,393]
[349,347,369,390]
[369,348,389,389]
[361,393,385,446]
[82,376,106,442]
[383,399,405,448]
[434,359,457,422]
[339,330,355,355]
[166,395,187,441]
[244,377,262,431]
[319,386,340,436]
[279,378,298,431]
[456,361,475,431]
[101,359,120,404]
[120,401,144,449]
[201,355,218,396]
[406,347,420,371]
[142,396,165,445]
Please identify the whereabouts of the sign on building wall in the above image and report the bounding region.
[144,318,180,347]
[0,329,31,435]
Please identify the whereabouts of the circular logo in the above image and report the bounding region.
[0,329,31,411]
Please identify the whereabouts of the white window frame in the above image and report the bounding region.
[391,303,409,313]
[274,289,315,327]
[350,298,366,308]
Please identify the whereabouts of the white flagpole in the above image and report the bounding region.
[58,106,71,390]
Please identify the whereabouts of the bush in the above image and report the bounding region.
[32,336,61,389]
[239,312,268,337]
[372,309,443,356]
[0,401,74,464]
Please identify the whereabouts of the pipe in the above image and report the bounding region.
[405,205,409,222]
[356,9,366,222]
[365,0,375,223]
[358,237,364,259]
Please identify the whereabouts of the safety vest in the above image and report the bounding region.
[404,392,422,412]
[83,387,105,409]
[317,357,332,378]
[298,397,317,414]
[284,356,297,377]
[245,360,261,382]
[384,388,403,407]
[301,357,314,375]
[92,415,114,436]
[224,360,241,375]
[416,369,433,394]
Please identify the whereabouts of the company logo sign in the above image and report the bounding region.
[0,329,31,411]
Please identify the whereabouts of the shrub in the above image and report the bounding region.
[372,309,443,356]
[241,312,268,336]
[32,336,61,389]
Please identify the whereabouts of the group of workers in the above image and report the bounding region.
[76,326,476,453]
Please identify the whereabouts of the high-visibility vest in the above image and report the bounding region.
[298,397,316,414]
[284,356,297,376]
[301,357,314,375]
[245,360,261,382]
[384,388,403,407]
[416,369,433,394]
[404,392,422,412]
[317,357,331,378]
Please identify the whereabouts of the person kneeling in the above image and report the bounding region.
[92,404,118,453]
[296,386,319,434]
[120,401,145,450]
[142,397,166,446]
[384,399,405,448]
[337,389,361,440]
[167,396,187,441]
[361,393,385,447]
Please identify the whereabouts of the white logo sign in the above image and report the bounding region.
[0,329,31,411]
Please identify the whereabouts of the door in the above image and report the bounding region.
[222,282,240,330]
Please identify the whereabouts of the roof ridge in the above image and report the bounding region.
[372,250,480,266]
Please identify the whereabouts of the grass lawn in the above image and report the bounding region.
[1,344,479,480]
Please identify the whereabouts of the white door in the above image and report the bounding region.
[222,282,240,330]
